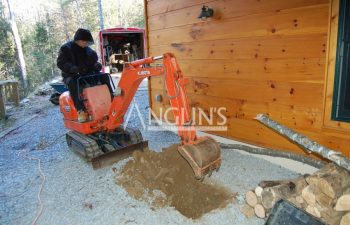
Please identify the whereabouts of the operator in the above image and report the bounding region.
[57,28,113,122]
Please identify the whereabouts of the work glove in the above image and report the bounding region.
[93,62,102,71]
[69,66,80,74]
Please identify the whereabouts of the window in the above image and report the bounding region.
[332,0,350,122]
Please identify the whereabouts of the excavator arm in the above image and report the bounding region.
[106,53,196,142]
[107,53,221,179]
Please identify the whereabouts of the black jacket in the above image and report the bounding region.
[57,41,98,79]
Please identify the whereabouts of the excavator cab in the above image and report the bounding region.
[59,53,221,180]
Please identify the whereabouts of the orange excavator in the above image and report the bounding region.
[59,53,221,179]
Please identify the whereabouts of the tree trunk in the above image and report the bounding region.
[97,0,104,30]
[255,114,350,171]
[59,0,70,41]
[74,0,86,28]
[5,0,27,91]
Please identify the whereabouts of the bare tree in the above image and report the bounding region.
[4,0,27,90]
[59,0,70,41]
[97,0,104,29]
[74,0,86,28]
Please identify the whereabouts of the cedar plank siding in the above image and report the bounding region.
[144,0,350,158]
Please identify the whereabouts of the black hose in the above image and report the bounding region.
[219,143,325,169]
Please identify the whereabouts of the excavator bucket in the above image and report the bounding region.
[178,136,221,180]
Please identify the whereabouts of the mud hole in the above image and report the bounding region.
[114,144,235,219]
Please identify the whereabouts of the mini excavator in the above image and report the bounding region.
[59,53,221,179]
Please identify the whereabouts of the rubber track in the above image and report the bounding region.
[66,131,104,160]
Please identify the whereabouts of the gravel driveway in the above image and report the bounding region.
[0,86,299,225]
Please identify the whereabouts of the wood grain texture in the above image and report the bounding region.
[340,212,350,225]
[147,0,213,17]
[149,4,328,46]
[147,0,328,16]
[151,89,324,131]
[240,204,255,218]
[151,77,324,108]
[167,58,325,82]
[150,34,327,60]
[148,0,328,30]
[335,188,350,211]
[146,0,350,158]
[150,88,350,157]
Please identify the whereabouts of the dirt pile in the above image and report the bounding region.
[114,144,235,219]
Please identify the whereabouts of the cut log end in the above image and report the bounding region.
[246,190,258,207]
[261,189,275,209]
[250,163,350,223]
[340,212,350,225]
[255,186,263,197]
[306,163,350,199]
[335,188,350,211]
[305,205,321,218]
[240,204,255,218]
[296,195,304,204]
[302,185,317,205]
[254,204,266,219]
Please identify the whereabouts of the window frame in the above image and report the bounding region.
[332,0,350,122]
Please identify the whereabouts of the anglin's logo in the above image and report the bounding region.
[137,70,151,76]
[123,99,228,132]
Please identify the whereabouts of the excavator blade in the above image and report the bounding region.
[91,141,148,169]
[178,136,221,180]
[66,127,147,169]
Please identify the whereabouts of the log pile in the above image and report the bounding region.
[242,163,350,225]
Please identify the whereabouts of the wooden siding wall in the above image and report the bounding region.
[145,0,350,157]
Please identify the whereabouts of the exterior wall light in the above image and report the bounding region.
[198,5,214,20]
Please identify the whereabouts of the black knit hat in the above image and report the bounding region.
[73,28,94,44]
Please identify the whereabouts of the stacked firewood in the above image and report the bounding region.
[240,163,350,225]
